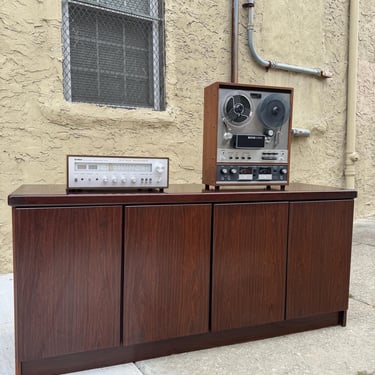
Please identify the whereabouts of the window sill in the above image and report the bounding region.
[39,98,176,128]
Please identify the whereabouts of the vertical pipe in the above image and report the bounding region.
[231,0,239,82]
[345,0,359,189]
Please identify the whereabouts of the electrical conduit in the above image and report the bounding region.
[243,0,333,78]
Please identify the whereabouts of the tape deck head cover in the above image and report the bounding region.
[202,82,293,188]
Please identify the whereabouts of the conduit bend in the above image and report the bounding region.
[243,0,333,78]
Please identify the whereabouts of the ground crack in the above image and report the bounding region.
[350,296,375,308]
[135,362,147,375]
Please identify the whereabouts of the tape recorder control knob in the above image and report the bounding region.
[221,168,228,174]
[280,168,288,175]
[265,129,275,137]
[103,176,108,183]
[230,168,238,174]
[131,176,137,184]
[112,176,118,183]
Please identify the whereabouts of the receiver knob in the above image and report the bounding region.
[103,176,108,183]
[130,176,137,184]
[155,163,165,174]
[112,176,118,183]
[230,168,238,174]
[280,168,288,175]
[221,168,228,174]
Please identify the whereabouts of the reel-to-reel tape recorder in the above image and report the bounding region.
[202,82,293,189]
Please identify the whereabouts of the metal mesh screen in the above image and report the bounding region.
[62,0,165,110]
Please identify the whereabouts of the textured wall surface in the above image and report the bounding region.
[0,0,374,272]
[356,0,375,216]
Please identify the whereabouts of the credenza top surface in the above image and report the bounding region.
[8,183,357,207]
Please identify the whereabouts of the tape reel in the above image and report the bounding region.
[257,94,290,129]
[223,94,253,127]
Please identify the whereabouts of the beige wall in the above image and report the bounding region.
[0,0,374,273]
[356,0,375,215]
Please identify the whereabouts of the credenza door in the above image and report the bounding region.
[123,204,211,345]
[286,200,354,319]
[212,202,289,331]
[13,206,123,361]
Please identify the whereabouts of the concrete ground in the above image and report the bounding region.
[1,217,374,375]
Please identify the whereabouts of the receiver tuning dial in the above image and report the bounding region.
[155,163,165,174]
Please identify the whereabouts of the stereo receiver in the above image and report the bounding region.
[202,82,293,189]
[67,155,169,191]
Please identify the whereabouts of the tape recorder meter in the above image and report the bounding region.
[202,82,293,189]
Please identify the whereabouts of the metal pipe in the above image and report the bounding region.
[231,0,239,82]
[345,0,359,189]
[244,0,333,78]
[292,128,311,137]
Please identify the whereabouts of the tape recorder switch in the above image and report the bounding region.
[202,82,293,189]
[67,155,169,191]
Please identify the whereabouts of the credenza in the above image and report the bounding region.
[8,183,357,375]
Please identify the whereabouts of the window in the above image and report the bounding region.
[62,0,165,110]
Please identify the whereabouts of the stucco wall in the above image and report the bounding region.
[0,0,374,273]
[356,0,375,215]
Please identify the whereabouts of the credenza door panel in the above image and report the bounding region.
[13,206,123,361]
[212,202,289,331]
[123,204,211,345]
[286,200,354,319]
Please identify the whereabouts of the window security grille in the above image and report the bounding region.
[62,0,165,110]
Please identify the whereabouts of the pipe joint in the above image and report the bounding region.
[292,128,311,137]
[321,69,334,78]
[243,0,254,8]
[268,60,278,69]
[349,152,359,163]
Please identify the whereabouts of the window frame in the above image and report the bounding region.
[61,0,165,111]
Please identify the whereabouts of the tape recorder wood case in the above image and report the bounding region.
[202,82,293,189]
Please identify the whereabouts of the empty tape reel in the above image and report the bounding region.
[257,94,290,129]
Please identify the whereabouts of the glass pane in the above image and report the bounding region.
[97,16,123,45]
[80,0,150,16]
[100,73,125,105]
[99,44,124,73]
[126,77,152,107]
[71,70,98,102]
